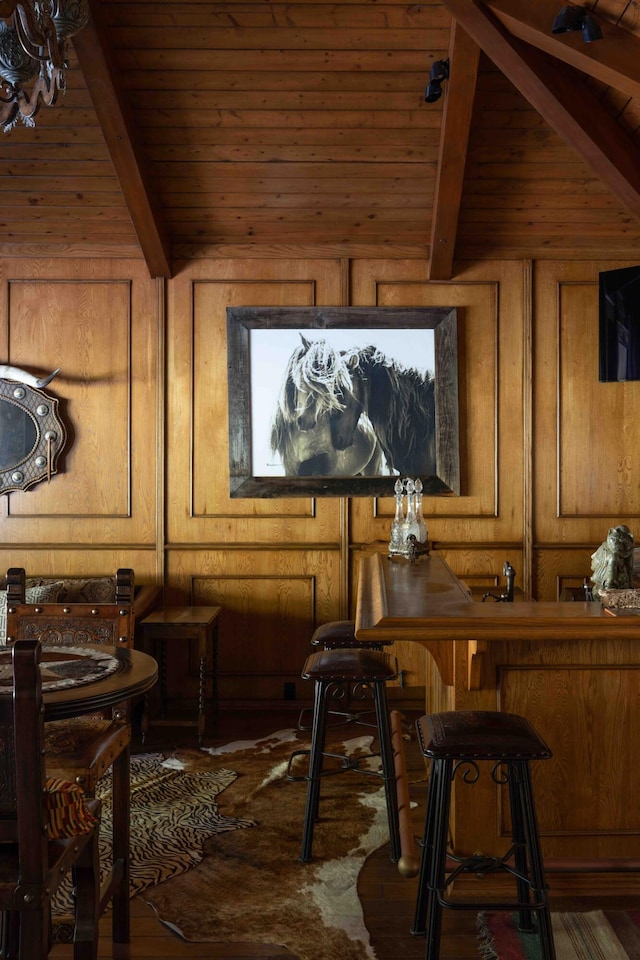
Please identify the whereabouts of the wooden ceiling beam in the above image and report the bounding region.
[428,21,480,281]
[72,1,172,279]
[442,0,640,223]
[484,0,640,99]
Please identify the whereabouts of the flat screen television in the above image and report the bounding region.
[599,265,640,381]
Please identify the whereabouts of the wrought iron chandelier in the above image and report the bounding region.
[0,0,89,131]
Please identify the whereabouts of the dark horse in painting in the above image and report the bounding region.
[335,344,436,476]
[270,336,436,477]
[270,336,383,477]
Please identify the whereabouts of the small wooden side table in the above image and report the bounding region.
[140,605,222,744]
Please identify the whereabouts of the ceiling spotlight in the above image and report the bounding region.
[581,12,603,42]
[425,58,449,104]
[551,4,603,43]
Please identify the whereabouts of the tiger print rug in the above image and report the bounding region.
[138,727,395,960]
[52,748,254,938]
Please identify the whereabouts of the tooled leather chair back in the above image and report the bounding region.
[5,567,135,650]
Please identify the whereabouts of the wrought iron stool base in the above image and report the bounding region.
[411,710,556,960]
[288,646,401,864]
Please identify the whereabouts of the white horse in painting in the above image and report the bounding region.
[270,336,382,477]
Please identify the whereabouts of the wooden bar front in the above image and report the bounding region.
[355,551,640,889]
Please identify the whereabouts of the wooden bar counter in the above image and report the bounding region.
[355,550,640,889]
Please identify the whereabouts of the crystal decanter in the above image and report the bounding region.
[401,478,420,544]
[389,477,406,557]
[414,477,428,543]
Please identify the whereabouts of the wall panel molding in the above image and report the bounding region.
[0,260,159,554]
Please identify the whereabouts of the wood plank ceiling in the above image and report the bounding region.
[0,0,639,278]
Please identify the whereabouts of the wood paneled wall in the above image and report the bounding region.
[0,253,637,704]
[533,260,640,600]
[0,258,161,581]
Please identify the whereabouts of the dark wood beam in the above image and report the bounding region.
[72,1,172,278]
[429,21,480,281]
[485,0,640,99]
[442,0,640,222]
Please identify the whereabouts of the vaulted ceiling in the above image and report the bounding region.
[2,0,640,279]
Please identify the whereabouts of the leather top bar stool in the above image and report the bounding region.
[310,619,391,650]
[299,620,394,729]
[412,710,555,960]
[287,646,401,864]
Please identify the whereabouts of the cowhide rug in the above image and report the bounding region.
[139,728,393,960]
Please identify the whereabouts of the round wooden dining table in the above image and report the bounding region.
[0,642,158,718]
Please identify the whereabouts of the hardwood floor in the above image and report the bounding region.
[49,707,633,960]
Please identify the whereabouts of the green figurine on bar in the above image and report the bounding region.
[591,524,635,600]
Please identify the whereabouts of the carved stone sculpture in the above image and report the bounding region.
[590,524,635,599]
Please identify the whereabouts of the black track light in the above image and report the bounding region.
[424,58,449,104]
[581,11,603,41]
[551,4,603,43]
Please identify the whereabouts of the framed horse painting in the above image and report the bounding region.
[226,306,460,498]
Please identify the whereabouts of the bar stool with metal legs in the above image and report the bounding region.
[412,710,556,960]
[297,620,394,729]
[287,646,401,864]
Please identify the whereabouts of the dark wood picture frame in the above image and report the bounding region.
[226,306,460,498]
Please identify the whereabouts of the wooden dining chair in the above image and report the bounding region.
[5,567,136,944]
[0,639,102,959]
